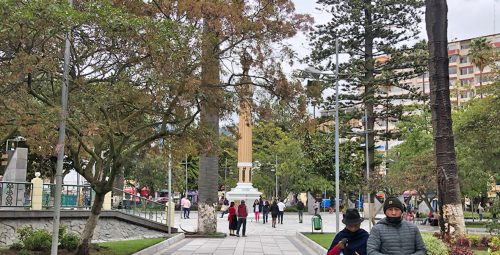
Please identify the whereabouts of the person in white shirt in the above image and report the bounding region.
[277,200,286,224]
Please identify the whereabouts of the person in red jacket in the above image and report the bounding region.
[236,200,248,237]
[227,201,237,236]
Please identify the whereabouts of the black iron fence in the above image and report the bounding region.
[112,188,167,223]
[0,181,32,208]
[42,184,92,209]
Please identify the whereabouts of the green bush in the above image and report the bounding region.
[421,233,448,255]
[60,232,80,251]
[463,211,491,219]
[490,236,500,252]
[17,225,34,242]
[59,225,67,241]
[284,206,298,212]
[23,229,52,251]
[18,249,31,255]
[9,242,24,250]
[468,234,481,247]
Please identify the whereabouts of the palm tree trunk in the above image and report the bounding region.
[425,0,465,236]
[76,191,105,255]
[197,17,221,234]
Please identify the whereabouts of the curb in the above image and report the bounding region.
[296,232,328,255]
[133,233,185,255]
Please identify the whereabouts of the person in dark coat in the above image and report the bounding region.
[296,200,305,223]
[236,200,248,237]
[328,209,369,255]
[367,197,426,255]
[270,200,279,228]
[262,200,270,224]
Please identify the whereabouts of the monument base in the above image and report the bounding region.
[226,183,262,212]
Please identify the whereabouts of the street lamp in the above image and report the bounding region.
[351,108,374,230]
[180,155,191,196]
[299,38,341,233]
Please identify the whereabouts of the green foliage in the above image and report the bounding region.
[95,238,164,255]
[17,250,31,255]
[60,232,80,251]
[490,236,500,251]
[453,83,500,197]
[421,233,448,255]
[9,242,24,251]
[22,229,52,251]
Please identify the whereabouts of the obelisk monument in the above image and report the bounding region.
[226,53,261,208]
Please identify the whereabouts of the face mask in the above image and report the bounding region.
[386,216,402,224]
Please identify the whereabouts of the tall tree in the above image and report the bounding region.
[310,0,425,216]
[0,1,201,253]
[469,38,494,99]
[425,0,465,236]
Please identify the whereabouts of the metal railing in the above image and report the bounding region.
[43,184,92,209]
[111,188,166,223]
[0,181,32,208]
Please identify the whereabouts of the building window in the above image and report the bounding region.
[449,67,457,75]
[449,79,457,87]
[460,67,474,75]
[461,44,470,50]
[460,56,469,64]
[460,79,473,87]
[449,55,459,63]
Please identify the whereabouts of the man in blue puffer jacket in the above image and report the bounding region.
[367,196,426,255]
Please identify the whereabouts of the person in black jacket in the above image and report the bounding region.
[262,200,270,224]
[328,209,368,255]
[270,200,279,228]
[296,200,305,223]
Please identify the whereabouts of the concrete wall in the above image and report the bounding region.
[0,211,174,247]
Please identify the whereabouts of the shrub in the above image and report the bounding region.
[487,219,500,235]
[23,229,52,251]
[59,225,67,241]
[490,236,500,252]
[284,206,298,212]
[448,246,473,255]
[455,235,471,247]
[60,232,80,251]
[480,236,491,248]
[17,225,34,242]
[421,233,448,255]
[18,249,31,255]
[467,234,481,247]
[9,242,24,251]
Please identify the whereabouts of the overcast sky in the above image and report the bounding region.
[291,0,500,64]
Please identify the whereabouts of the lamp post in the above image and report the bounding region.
[180,155,190,196]
[299,38,340,233]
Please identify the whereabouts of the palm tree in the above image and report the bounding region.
[425,0,465,236]
[469,38,493,98]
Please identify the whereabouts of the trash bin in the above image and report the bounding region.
[311,215,323,233]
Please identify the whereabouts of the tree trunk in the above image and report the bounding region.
[197,17,221,234]
[425,0,465,236]
[75,191,105,255]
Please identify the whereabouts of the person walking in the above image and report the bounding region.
[277,200,286,224]
[478,203,485,221]
[181,196,191,219]
[220,197,229,218]
[367,196,426,255]
[236,200,248,237]
[253,199,261,222]
[270,200,279,228]
[297,200,305,223]
[313,199,320,215]
[228,201,238,236]
[327,209,369,255]
[262,200,270,224]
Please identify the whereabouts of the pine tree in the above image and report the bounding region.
[309,0,425,218]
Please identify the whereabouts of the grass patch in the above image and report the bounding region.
[303,233,335,249]
[466,222,487,228]
[473,250,489,255]
[93,238,165,255]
